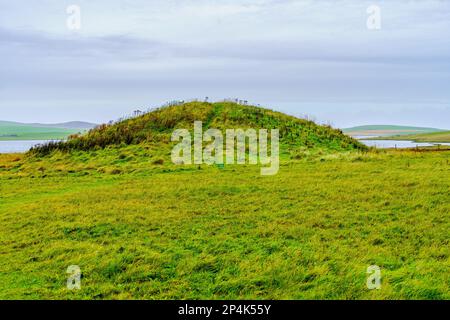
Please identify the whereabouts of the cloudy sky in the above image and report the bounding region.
[1,0,449,128]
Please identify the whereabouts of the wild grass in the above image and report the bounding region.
[29,102,366,155]
[0,148,448,300]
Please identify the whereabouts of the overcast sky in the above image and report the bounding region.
[1,0,449,128]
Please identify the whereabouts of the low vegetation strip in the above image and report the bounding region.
[368,131,450,143]
[343,125,445,137]
[0,124,81,141]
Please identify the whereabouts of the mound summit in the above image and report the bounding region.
[31,101,366,155]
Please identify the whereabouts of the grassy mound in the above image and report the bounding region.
[30,102,366,156]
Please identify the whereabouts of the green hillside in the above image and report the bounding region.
[30,101,365,155]
[0,121,89,141]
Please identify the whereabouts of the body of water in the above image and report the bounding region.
[0,140,57,154]
[1,139,448,154]
[359,139,450,149]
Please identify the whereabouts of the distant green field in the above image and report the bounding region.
[369,131,450,143]
[343,125,446,137]
[0,122,84,141]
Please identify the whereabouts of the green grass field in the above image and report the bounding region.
[0,121,85,141]
[369,131,450,143]
[0,103,448,300]
[343,125,446,137]
[0,146,449,300]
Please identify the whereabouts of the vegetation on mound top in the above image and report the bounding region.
[29,102,366,156]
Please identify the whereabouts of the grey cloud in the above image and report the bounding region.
[0,0,449,128]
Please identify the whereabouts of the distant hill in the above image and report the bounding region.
[343,125,446,137]
[0,121,97,141]
[30,101,366,155]
[0,121,97,130]
[29,121,97,130]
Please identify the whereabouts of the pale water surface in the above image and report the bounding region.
[1,139,449,154]
[359,139,450,149]
[0,140,58,154]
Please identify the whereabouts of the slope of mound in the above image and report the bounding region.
[30,102,366,155]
